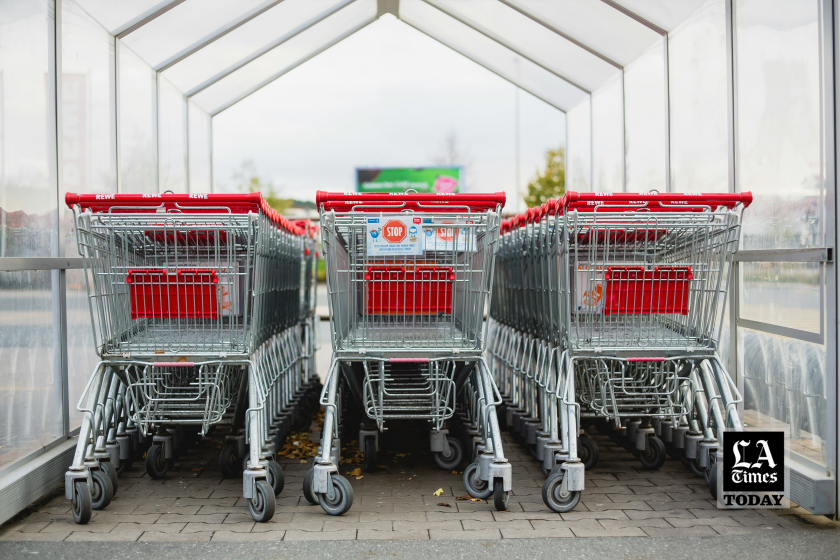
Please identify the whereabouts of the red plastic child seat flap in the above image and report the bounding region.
[364,265,455,315]
[603,266,693,316]
[126,269,220,319]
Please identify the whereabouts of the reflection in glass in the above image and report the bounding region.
[624,40,667,193]
[736,0,823,250]
[118,43,157,193]
[0,271,61,469]
[189,102,212,193]
[740,262,821,334]
[739,328,827,467]
[668,0,728,193]
[591,76,623,193]
[566,98,591,192]
[158,77,187,193]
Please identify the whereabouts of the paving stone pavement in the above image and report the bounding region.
[1,424,837,542]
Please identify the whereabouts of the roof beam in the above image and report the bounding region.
[116,0,188,39]
[376,0,399,18]
[185,0,357,98]
[497,0,623,70]
[421,0,592,93]
[399,19,570,113]
[600,0,667,36]
[156,0,286,72]
[209,15,377,116]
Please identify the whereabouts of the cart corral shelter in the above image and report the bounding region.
[0,0,837,526]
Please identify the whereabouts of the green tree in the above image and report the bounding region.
[231,159,292,213]
[524,147,565,208]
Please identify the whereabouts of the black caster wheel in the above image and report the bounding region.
[707,464,719,499]
[71,480,92,524]
[688,457,705,478]
[433,437,463,470]
[363,436,378,473]
[248,480,276,522]
[638,436,667,470]
[462,462,492,499]
[101,461,119,494]
[90,469,114,510]
[303,467,318,505]
[578,435,599,471]
[318,474,354,516]
[219,442,243,478]
[145,443,171,479]
[266,460,285,497]
[115,457,133,477]
[542,473,582,513]
[493,478,509,511]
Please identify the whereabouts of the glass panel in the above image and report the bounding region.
[118,43,157,193]
[73,0,173,35]
[424,0,619,92]
[163,0,348,95]
[739,327,827,467]
[612,0,707,33]
[741,262,821,334]
[62,0,118,254]
[399,0,586,112]
[192,0,378,115]
[591,76,623,193]
[501,0,661,67]
[668,0,728,193]
[158,77,187,193]
[62,0,119,429]
[188,101,212,192]
[0,0,58,259]
[624,40,667,192]
[566,98,591,192]
[736,0,823,250]
[0,272,62,470]
[121,0,269,69]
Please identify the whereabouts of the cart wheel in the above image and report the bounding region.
[542,473,581,513]
[638,436,666,470]
[688,457,705,477]
[578,435,599,471]
[363,436,378,473]
[540,463,552,478]
[90,469,114,510]
[318,474,354,516]
[71,481,92,525]
[145,443,170,479]
[303,467,318,505]
[248,480,276,522]
[219,442,242,478]
[664,440,682,461]
[462,462,492,499]
[101,461,119,494]
[433,437,463,470]
[115,457,133,477]
[266,460,285,497]
[707,464,719,499]
[493,479,509,511]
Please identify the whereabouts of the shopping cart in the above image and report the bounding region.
[489,191,752,512]
[64,192,310,524]
[313,190,512,515]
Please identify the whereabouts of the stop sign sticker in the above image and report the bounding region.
[366,217,422,256]
[383,220,406,243]
[436,221,455,242]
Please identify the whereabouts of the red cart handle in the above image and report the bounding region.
[65,192,305,236]
[316,191,506,213]
[562,191,752,211]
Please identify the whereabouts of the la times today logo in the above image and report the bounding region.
[720,431,785,508]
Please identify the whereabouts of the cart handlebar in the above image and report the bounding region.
[65,192,305,236]
[315,190,506,212]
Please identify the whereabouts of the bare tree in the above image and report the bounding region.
[431,130,473,189]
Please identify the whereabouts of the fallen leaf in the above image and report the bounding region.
[300,459,307,464]
[355,476,364,480]
[349,468,362,477]
[191,468,202,472]
[377,465,387,470]
[451,470,458,475]
[437,502,452,507]
[433,488,444,496]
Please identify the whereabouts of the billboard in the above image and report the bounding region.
[356,167,462,193]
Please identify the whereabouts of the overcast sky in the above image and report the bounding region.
[212,14,565,213]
